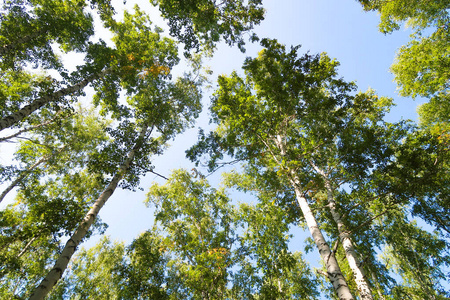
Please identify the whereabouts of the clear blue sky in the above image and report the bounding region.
[0,0,430,293]
[96,0,421,248]
[0,0,439,296]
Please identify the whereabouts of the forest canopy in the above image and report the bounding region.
[0,0,449,299]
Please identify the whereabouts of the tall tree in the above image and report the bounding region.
[0,109,110,299]
[188,39,385,299]
[27,7,202,298]
[187,37,427,299]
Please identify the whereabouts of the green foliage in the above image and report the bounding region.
[0,70,53,119]
[358,0,449,34]
[378,209,450,299]
[357,0,450,118]
[187,38,449,298]
[151,0,265,54]
[147,169,237,299]
[49,237,126,300]
[0,109,111,299]
[391,33,450,99]
[0,0,114,70]
[45,170,318,299]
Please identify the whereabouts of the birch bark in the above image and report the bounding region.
[28,123,149,300]
[271,134,354,300]
[0,145,66,203]
[0,111,69,142]
[0,69,109,132]
[0,156,47,204]
[311,164,373,300]
[290,174,354,300]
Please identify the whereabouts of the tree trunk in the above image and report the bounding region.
[17,236,38,259]
[0,110,69,142]
[289,174,354,300]
[0,146,66,204]
[28,123,149,300]
[0,69,109,132]
[311,164,373,300]
[370,270,386,300]
[263,133,353,299]
[325,181,373,300]
[268,133,353,299]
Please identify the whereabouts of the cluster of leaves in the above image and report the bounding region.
[152,0,265,54]
[188,38,450,299]
[46,170,319,299]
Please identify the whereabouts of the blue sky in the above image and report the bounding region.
[95,0,422,247]
[77,3,435,296]
[0,0,433,295]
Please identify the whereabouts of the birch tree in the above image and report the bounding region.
[188,39,352,299]
[0,106,113,298]
[187,39,418,299]
[358,0,450,99]
[26,6,202,298]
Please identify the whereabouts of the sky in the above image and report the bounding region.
[90,0,422,248]
[0,0,432,292]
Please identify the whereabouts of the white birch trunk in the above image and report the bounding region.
[28,123,148,300]
[270,134,354,300]
[0,146,66,203]
[311,164,373,300]
[290,174,354,300]
[325,183,373,300]
[0,111,68,142]
[0,69,109,132]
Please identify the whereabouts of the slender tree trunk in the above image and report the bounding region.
[0,146,66,203]
[370,270,386,300]
[17,236,37,259]
[325,181,373,300]
[28,123,149,300]
[0,110,69,142]
[311,164,373,300]
[0,69,109,132]
[290,174,354,300]
[0,147,59,203]
[0,156,45,204]
[268,134,354,300]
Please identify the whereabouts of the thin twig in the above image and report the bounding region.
[205,159,241,178]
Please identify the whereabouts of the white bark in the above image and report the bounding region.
[267,134,354,300]
[290,174,354,300]
[0,69,109,132]
[28,123,149,300]
[0,111,69,142]
[0,146,66,204]
[311,164,373,300]
[0,157,46,204]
